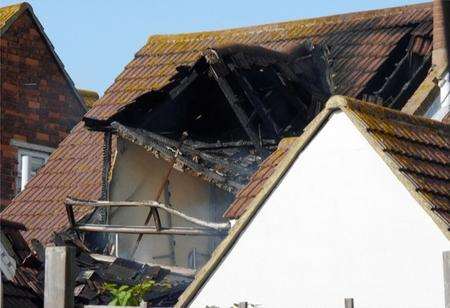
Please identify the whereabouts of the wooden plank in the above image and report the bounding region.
[169,71,198,99]
[89,253,197,278]
[75,224,227,236]
[44,246,75,308]
[65,203,76,228]
[209,66,260,147]
[235,73,281,137]
[66,198,230,231]
[112,122,243,191]
[0,273,3,308]
[444,251,450,308]
[344,298,354,308]
[115,124,251,175]
[164,183,176,265]
[189,139,276,150]
[67,198,162,208]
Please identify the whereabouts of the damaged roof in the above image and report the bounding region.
[1,219,42,308]
[177,96,450,306]
[225,96,450,221]
[94,44,333,192]
[90,2,433,120]
[0,3,437,244]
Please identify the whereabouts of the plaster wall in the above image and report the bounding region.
[109,140,231,268]
[192,112,449,308]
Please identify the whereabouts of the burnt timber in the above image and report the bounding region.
[85,38,432,194]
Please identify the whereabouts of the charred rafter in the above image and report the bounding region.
[208,63,262,148]
[112,122,247,192]
[88,43,336,194]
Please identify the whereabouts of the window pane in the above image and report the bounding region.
[15,150,49,195]
[31,157,45,176]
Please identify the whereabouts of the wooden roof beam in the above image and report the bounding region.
[66,197,231,231]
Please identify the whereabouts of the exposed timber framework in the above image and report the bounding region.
[76,33,435,260]
[84,37,433,196]
[83,43,336,195]
[65,197,230,236]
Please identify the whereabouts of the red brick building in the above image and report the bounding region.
[0,3,87,208]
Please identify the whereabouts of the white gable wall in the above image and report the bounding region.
[192,112,449,308]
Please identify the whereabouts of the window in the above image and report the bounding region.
[10,140,54,193]
[16,149,49,192]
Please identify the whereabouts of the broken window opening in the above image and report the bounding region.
[360,23,433,109]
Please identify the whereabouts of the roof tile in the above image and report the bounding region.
[1,3,436,243]
[224,97,450,228]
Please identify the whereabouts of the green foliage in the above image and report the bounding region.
[103,280,161,306]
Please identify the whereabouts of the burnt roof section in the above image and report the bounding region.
[1,218,26,231]
[86,44,333,192]
[88,2,432,120]
[0,3,435,244]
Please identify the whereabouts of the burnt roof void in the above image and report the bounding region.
[84,36,432,193]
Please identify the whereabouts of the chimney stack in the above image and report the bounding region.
[432,0,450,70]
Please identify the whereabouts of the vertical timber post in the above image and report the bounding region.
[0,272,3,308]
[345,298,354,308]
[444,251,450,308]
[44,246,75,308]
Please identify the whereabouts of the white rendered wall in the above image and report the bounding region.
[109,140,230,268]
[192,112,449,308]
[426,70,450,120]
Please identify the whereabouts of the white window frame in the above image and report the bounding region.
[425,70,450,120]
[10,140,54,192]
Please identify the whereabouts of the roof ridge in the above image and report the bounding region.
[0,2,29,11]
[177,95,449,305]
[0,1,87,111]
[0,2,30,32]
[327,95,450,134]
[147,2,431,44]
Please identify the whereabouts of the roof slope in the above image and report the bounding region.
[226,97,450,223]
[0,3,435,243]
[1,124,105,243]
[343,98,450,225]
[177,96,450,306]
[103,44,334,193]
[89,2,432,120]
[0,2,27,33]
[77,88,100,109]
[0,2,86,109]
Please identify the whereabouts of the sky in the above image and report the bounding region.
[1,0,425,96]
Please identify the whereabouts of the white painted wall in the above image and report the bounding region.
[109,140,231,268]
[426,70,450,120]
[192,112,449,308]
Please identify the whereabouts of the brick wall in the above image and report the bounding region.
[0,11,85,208]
